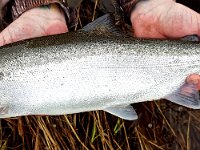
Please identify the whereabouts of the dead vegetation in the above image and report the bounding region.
[1,0,200,149]
[1,100,200,150]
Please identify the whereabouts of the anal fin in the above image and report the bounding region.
[165,82,200,109]
[104,105,138,120]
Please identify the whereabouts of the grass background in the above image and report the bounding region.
[1,0,200,149]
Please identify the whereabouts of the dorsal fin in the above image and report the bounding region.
[80,13,130,36]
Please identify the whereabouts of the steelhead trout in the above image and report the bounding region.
[0,14,200,120]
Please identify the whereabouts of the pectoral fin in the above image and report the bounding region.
[104,105,138,120]
[165,82,200,109]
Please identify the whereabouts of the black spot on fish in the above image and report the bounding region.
[0,72,4,80]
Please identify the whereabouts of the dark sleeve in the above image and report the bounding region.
[0,0,10,31]
[11,0,78,28]
[118,0,141,22]
[11,0,77,28]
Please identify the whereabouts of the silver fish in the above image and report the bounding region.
[0,14,200,120]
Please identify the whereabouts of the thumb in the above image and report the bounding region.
[130,0,200,39]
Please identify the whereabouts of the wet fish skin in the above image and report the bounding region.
[0,31,200,119]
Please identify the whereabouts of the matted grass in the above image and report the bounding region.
[1,100,200,149]
[1,0,200,149]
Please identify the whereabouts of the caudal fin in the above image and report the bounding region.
[165,82,200,109]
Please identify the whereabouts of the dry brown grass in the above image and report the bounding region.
[1,100,200,150]
[1,0,200,149]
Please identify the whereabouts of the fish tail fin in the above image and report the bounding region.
[80,13,131,36]
[165,82,200,109]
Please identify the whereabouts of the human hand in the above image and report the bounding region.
[0,4,68,46]
[130,0,200,89]
[0,0,199,89]
[130,0,200,39]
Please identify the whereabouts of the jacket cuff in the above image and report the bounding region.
[11,0,77,28]
[118,0,141,23]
